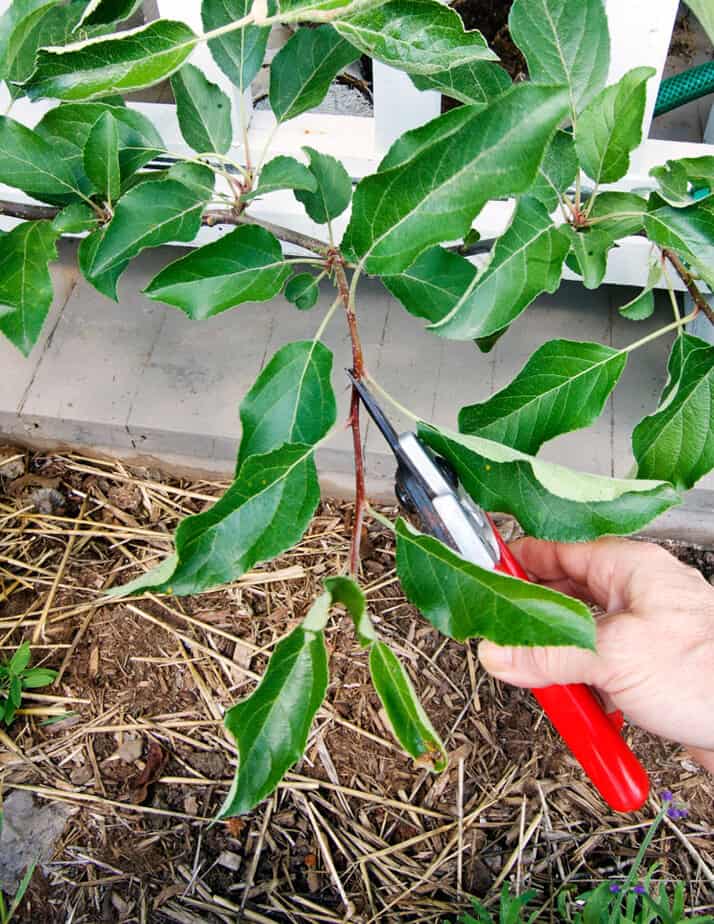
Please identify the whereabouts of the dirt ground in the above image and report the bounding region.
[0,447,713,923]
[450,0,525,81]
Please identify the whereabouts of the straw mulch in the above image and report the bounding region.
[0,446,713,924]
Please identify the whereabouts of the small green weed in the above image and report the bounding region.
[0,641,57,725]
[453,796,713,924]
[0,860,37,924]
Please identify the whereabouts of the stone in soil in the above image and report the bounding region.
[0,791,77,894]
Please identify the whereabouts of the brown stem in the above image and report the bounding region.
[0,199,331,257]
[205,211,331,256]
[348,387,366,574]
[663,248,714,325]
[335,261,366,575]
[0,200,59,221]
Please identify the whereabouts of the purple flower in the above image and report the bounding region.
[668,806,689,820]
[609,884,621,894]
[633,885,646,896]
[660,789,673,802]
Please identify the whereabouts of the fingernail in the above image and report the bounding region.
[478,641,515,671]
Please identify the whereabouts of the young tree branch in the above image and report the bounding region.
[334,260,366,576]
[229,213,331,256]
[0,200,59,221]
[0,200,332,258]
[663,248,714,326]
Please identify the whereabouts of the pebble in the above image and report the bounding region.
[0,456,24,481]
[306,870,320,893]
[217,850,242,872]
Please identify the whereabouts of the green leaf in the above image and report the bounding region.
[509,0,610,117]
[217,574,370,817]
[285,273,320,310]
[77,0,143,28]
[1,698,15,725]
[395,519,595,648]
[619,289,654,321]
[323,575,374,646]
[237,340,336,470]
[430,197,570,340]
[644,199,714,291]
[295,146,352,224]
[344,84,569,275]
[418,423,680,541]
[0,116,80,197]
[411,60,510,106]
[299,578,369,636]
[633,341,714,490]
[35,101,164,186]
[8,642,31,676]
[20,668,57,688]
[203,0,269,95]
[369,640,447,771]
[145,224,291,319]
[0,0,61,82]
[0,221,58,356]
[562,226,612,290]
[243,155,318,201]
[4,0,112,96]
[171,63,233,156]
[650,162,695,208]
[527,130,577,213]
[8,676,22,710]
[383,246,477,325]
[575,67,655,185]
[586,191,646,239]
[661,332,709,406]
[52,201,98,234]
[86,162,213,282]
[22,19,198,101]
[83,111,120,202]
[220,620,328,817]
[78,227,128,300]
[618,259,662,321]
[114,443,320,596]
[650,156,714,207]
[334,0,497,77]
[269,24,358,123]
[458,339,627,454]
[274,0,366,13]
[476,326,508,353]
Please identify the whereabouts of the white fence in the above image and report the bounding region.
[1,0,712,288]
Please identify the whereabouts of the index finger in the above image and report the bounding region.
[508,536,677,613]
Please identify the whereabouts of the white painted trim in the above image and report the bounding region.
[372,60,440,153]
[604,0,680,140]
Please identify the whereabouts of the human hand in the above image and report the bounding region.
[478,537,714,773]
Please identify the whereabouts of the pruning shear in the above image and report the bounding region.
[347,370,650,813]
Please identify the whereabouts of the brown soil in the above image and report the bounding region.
[0,449,713,923]
[451,0,526,81]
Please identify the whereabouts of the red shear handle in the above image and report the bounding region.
[492,531,649,813]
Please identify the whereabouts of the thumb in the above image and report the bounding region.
[478,638,605,689]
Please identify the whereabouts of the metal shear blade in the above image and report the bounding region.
[346,370,500,568]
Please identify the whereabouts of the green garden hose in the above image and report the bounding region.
[654,61,714,117]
